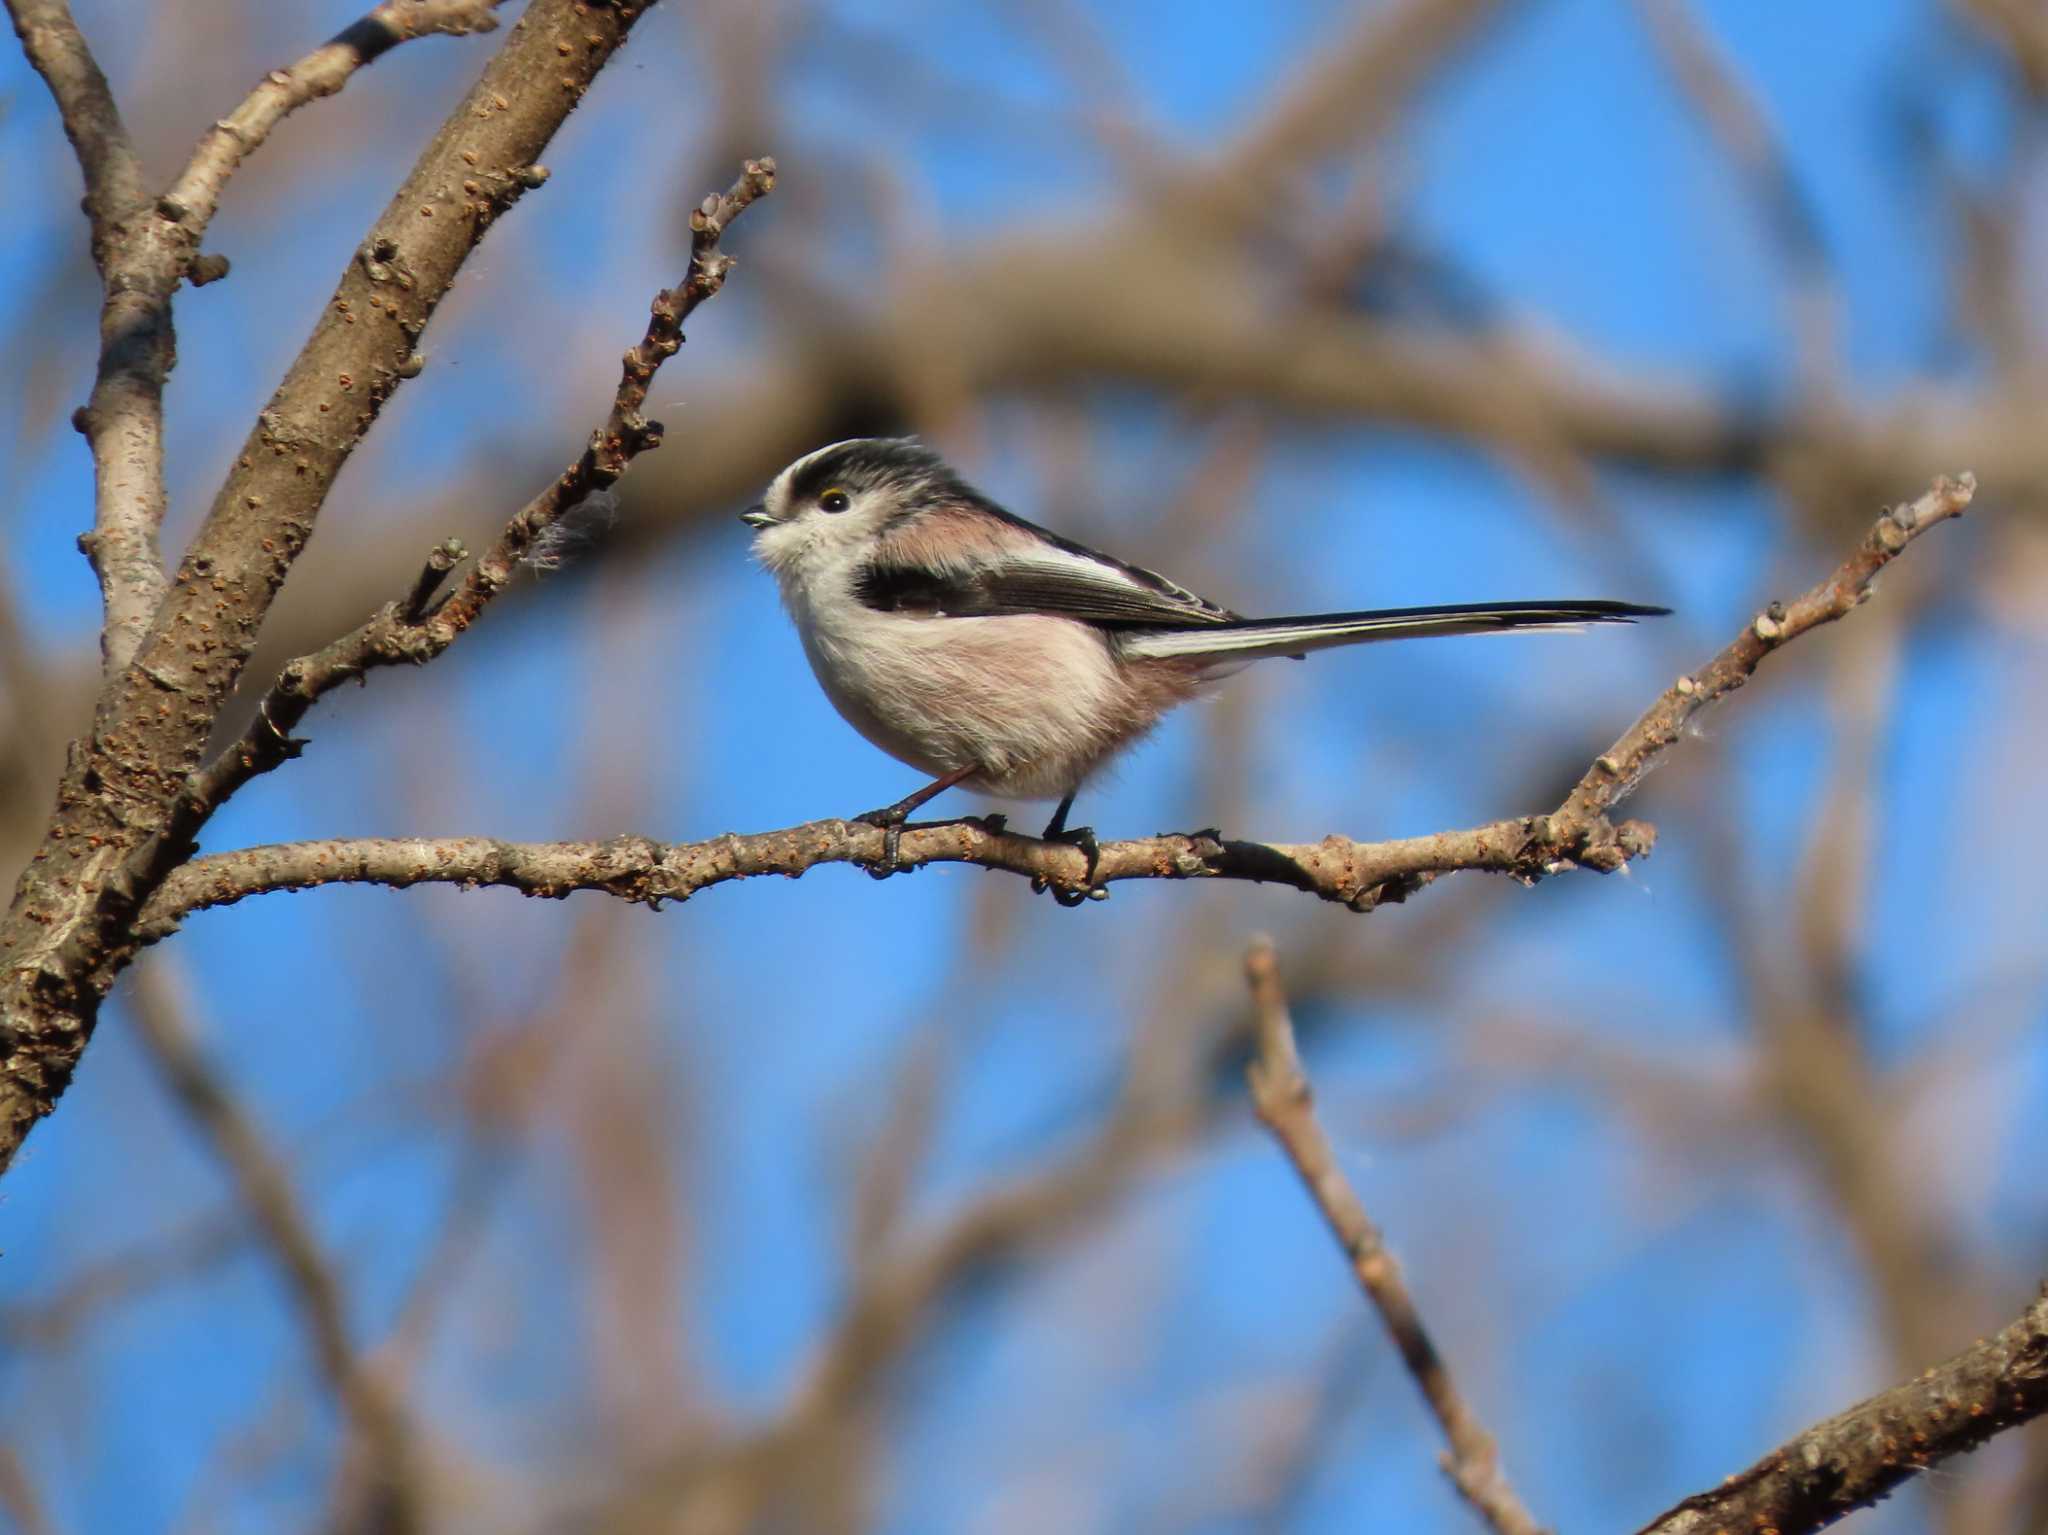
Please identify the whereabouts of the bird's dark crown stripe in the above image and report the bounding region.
[788,439,955,506]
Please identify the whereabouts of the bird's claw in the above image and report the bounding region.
[1034,823,1102,907]
[854,806,913,879]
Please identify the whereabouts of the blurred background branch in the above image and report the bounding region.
[3,2,2045,1533]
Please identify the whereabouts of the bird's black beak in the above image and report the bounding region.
[739,504,775,529]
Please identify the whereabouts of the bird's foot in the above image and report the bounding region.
[853,805,916,879]
[850,768,979,878]
[1033,823,1103,908]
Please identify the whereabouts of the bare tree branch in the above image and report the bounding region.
[7,0,516,681]
[9,0,173,675]
[1244,936,1543,1535]
[4,0,145,240]
[1551,471,1973,830]
[161,1,512,238]
[0,0,663,1179]
[136,814,1628,937]
[1639,1287,2048,1535]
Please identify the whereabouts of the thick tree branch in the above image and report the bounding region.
[1244,937,1542,1535]
[1640,1287,2048,1535]
[135,474,1973,935]
[0,0,661,1179]
[127,0,653,735]
[9,0,514,680]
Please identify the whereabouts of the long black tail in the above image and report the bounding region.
[1117,600,1668,664]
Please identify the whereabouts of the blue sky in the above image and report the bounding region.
[2,2,2043,1531]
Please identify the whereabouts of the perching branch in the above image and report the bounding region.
[1243,937,1543,1535]
[1639,1286,2048,1535]
[136,815,1609,939]
[136,474,1973,935]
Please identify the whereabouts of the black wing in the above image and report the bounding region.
[856,522,1239,629]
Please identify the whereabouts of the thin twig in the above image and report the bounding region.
[1553,471,1974,829]
[173,159,777,828]
[161,1,510,236]
[414,157,779,638]
[1242,937,1544,1535]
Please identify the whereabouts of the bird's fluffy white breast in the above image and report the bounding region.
[774,551,1135,799]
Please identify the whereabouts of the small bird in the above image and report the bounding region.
[743,438,1665,889]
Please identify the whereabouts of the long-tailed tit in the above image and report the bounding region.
[743,438,1666,885]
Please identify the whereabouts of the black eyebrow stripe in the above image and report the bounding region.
[787,439,953,506]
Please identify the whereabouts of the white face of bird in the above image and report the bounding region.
[741,438,932,578]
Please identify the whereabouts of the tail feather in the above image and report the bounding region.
[1115,600,1669,665]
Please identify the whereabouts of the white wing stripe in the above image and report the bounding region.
[1118,613,1594,660]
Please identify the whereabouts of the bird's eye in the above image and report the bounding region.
[819,488,851,513]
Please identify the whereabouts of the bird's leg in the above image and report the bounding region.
[1041,794,1077,840]
[1034,792,1101,907]
[854,767,975,877]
